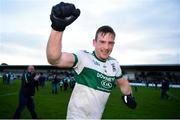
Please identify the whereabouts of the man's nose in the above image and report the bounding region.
[104,43,109,49]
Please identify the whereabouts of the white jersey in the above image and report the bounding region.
[67,50,122,119]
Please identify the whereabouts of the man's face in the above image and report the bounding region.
[27,66,35,73]
[93,33,115,60]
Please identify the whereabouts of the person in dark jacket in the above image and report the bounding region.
[161,77,170,99]
[13,65,38,119]
[52,72,59,94]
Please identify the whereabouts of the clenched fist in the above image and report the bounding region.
[50,2,80,31]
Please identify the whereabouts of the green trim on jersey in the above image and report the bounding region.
[92,51,116,62]
[72,54,78,67]
[75,67,116,93]
[92,51,106,62]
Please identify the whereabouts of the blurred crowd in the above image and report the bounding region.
[1,69,76,93]
[129,71,180,85]
[1,69,180,91]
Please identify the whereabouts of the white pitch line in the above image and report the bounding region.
[0,92,18,96]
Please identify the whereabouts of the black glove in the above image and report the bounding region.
[50,2,80,31]
[122,94,137,109]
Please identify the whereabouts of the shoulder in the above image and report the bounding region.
[74,50,92,58]
[75,50,90,54]
[73,50,93,68]
[108,56,120,65]
[107,56,122,73]
[108,56,116,61]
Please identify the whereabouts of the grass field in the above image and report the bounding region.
[0,78,180,119]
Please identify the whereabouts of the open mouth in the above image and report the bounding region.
[101,50,109,56]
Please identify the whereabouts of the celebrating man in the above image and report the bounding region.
[47,2,137,119]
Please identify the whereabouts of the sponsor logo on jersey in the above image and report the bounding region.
[97,73,115,82]
[101,80,112,89]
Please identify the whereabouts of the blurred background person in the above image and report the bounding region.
[13,65,38,119]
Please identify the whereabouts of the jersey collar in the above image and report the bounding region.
[92,51,107,63]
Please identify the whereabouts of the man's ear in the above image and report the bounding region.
[93,39,96,47]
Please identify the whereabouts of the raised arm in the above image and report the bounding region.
[46,30,74,67]
[46,2,80,68]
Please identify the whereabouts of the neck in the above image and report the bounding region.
[93,51,107,62]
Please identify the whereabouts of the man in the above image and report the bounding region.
[39,72,46,88]
[161,77,170,99]
[13,65,38,119]
[46,2,137,119]
[52,72,59,94]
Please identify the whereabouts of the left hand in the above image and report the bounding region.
[122,94,137,109]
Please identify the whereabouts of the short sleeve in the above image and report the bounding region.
[115,62,123,79]
[72,50,84,69]
[72,50,87,74]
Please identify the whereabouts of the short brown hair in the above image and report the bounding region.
[95,25,116,40]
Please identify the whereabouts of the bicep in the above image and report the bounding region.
[55,52,76,68]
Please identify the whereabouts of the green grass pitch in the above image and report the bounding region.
[0,78,180,119]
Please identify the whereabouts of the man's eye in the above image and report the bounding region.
[100,41,105,44]
[109,42,115,45]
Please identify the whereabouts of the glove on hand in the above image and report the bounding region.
[122,94,137,109]
[50,2,80,31]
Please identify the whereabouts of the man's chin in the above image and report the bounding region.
[101,56,109,60]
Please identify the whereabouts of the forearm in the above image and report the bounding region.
[118,78,137,109]
[117,78,132,95]
[46,29,63,65]
[120,83,132,95]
